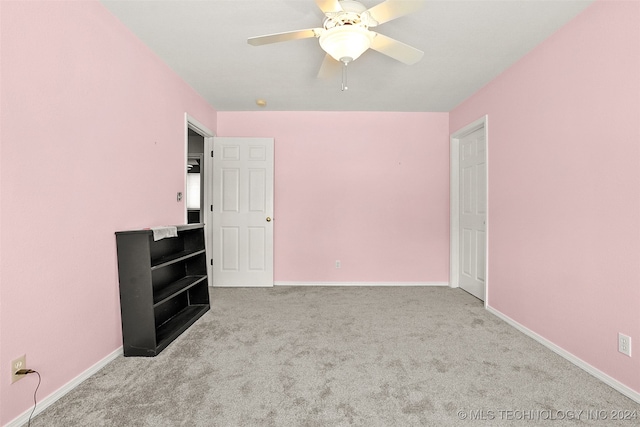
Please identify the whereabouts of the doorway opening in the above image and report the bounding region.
[187,129,205,224]
[185,113,215,284]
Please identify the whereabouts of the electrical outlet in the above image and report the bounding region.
[11,355,26,384]
[335,260,341,269]
[618,333,632,357]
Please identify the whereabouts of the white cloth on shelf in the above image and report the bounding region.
[151,226,178,241]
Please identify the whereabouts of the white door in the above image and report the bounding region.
[211,137,274,287]
[459,128,487,300]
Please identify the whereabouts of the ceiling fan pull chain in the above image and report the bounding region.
[341,59,349,91]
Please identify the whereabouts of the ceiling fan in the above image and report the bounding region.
[248,0,425,90]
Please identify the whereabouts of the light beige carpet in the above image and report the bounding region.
[32,286,639,426]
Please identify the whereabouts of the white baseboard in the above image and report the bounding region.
[211,284,273,288]
[487,306,640,404]
[274,281,449,287]
[6,347,123,427]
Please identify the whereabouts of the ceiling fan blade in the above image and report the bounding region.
[317,54,341,79]
[366,0,425,26]
[315,0,343,14]
[248,29,321,46]
[370,32,423,65]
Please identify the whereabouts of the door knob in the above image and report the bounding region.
[266,217,271,222]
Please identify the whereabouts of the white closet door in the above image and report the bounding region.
[459,128,486,300]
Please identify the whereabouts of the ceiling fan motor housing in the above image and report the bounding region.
[323,1,376,29]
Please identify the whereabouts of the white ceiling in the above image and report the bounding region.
[100,0,594,112]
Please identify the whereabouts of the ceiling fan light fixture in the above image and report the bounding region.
[319,26,373,63]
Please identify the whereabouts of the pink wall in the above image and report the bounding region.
[218,112,450,283]
[450,0,640,393]
[0,1,216,423]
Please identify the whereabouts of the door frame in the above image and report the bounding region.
[450,115,489,306]
[184,113,215,285]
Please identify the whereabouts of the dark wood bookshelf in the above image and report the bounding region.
[115,224,210,356]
